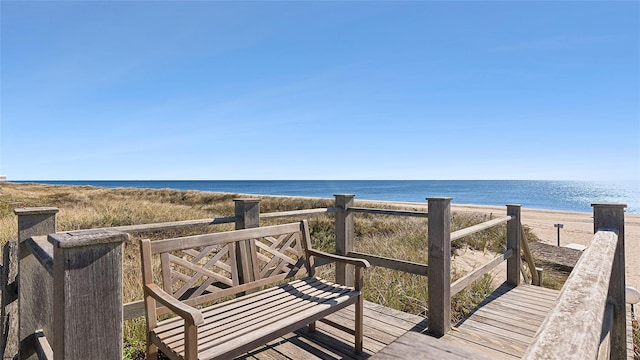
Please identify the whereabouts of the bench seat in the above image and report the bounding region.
[152,277,359,359]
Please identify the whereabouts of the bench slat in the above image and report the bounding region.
[154,277,359,358]
[153,277,330,336]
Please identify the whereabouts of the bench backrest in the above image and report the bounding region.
[140,221,315,314]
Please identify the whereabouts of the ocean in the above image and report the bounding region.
[12,180,640,214]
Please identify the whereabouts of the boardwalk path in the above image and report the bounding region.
[239,283,637,359]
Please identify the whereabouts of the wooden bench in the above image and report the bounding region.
[140,220,370,360]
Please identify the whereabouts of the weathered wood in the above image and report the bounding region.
[141,220,369,360]
[150,222,304,253]
[443,283,560,359]
[245,300,426,360]
[520,261,531,284]
[522,230,618,360]
[14,207,58,360]
[450,248,512,296]
[427,197,451,337]
[124,300,146,321]
[109,216,238,234]
[597,303,613,360]
[349,207,429,218]
[335,194,355,287]
[528,242,582,272]
[49,229,128,360]
[450,216,512,241]
[536,267,544,286]
[506,205,521,286]
[235,198,260,286]
[260,207,341,219]
[33,330,53,360]
[372,331,492,360]
[1,240,18,359]
[520,226,539,286]
[592,202,627,360]
[347,251,428,276]
[23,236,53,275]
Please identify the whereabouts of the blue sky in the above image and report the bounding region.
[1,1,638,180]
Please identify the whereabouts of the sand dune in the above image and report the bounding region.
[451,204,640,290]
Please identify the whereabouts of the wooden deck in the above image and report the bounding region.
[237,283,637,359]
[441,283,560,359]
[236,300,428,359]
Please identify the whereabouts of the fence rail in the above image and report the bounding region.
[107,216,238,234]
[349,207,429,218]
[259,207,341,219]
[450,248,513,296]
[24,236,53,275]
[347,251,428,276]
[450,215,513,241]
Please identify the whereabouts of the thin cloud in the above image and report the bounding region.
[492,34,630,52]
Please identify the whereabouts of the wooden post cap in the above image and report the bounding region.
[13,207,59,215]
[48,229,129,248]
[233,198,261,203]
[426,197,452,201]
[591,203,627,208]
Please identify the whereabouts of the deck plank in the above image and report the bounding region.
[235,283,637,359]
[442,283,560,359]
[236,300,425,360]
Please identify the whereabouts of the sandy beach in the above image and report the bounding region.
[451,204,640,290]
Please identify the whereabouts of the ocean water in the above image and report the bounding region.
[12,180,640,214]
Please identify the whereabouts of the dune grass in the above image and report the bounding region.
[1,182,544,357]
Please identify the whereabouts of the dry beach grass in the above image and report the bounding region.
[0,182,636,357]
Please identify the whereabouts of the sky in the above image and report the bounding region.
[1,1,639,181]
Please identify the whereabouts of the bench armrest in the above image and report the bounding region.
[308,249,371,269]
[144,284,204,326]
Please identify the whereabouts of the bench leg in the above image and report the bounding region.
[308,321,316,332]
[147,341,159,360]
[355,294,363,353]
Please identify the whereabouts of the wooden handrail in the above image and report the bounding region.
[347,251,428,276]
[520,225,539,285]
[349,207,429,218]
[24,236,54,275]
[522,230,619,359]
[260,207,341,219]
[450,248,513,297]
[450,216,513,241]
[105,216,238,234]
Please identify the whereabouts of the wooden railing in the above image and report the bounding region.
[4,195,537,358]
[331,195,527,337]
[523,203,627,360]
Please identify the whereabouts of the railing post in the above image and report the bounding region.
[13,207,58,360]
[234,199,260,230]
[49,229,128,360]
[427,197,451,337]
[592,202,626,360]
[506,204,521,286]
[335,194,355,287]
[234,199,261,284]
[1,240,18,360]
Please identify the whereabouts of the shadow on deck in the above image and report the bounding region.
[236,300,428,360]
[234,282,639,359]
[236,283,563,360]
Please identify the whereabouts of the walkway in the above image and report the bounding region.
[238,283,636,359]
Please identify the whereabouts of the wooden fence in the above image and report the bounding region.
[522,203,627,360]
[0,196,628,359]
